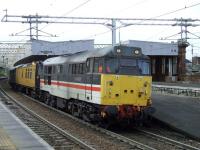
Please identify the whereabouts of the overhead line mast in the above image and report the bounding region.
[1,11,200,45]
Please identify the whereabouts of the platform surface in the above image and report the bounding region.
[152,93,200,139]
[0,101,53,150]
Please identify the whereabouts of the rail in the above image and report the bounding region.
[137,129,200,150]
[0,87,95,150]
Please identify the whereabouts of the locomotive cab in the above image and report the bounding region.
[85,46,152,122]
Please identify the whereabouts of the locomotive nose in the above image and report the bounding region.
[101,74,152,106]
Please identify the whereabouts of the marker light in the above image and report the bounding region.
[116,49,121,53]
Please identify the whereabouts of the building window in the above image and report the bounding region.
[172,57,177,75]
[152,58,156,74]
[162,58,165,74]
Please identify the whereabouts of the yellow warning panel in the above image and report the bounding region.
[0,128,16,150]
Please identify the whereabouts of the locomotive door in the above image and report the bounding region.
[85,58,93,101]
[35,63,40,89]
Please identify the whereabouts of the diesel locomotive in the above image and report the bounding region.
[9,45,153,125]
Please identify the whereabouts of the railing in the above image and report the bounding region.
[152,84,200,98]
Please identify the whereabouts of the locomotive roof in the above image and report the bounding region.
[43,45,145,65]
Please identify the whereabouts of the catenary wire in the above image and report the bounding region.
[81,1,200,40]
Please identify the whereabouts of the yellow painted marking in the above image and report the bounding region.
[0,128,17,150]
[100,74,152,106]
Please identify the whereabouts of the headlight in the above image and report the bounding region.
[134,49,140,55]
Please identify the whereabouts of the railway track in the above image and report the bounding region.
[1,80,200,150]
[136,129,200,150]
[116,127,200,150]
[0,88,94,150]
[0,82,156,150]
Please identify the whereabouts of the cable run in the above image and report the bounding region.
[82,2,200,41]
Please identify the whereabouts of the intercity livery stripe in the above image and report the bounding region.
[40,79,101,92]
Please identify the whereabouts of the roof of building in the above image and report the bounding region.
[14,55,56,66]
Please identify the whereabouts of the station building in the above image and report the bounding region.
[123,40,188,82]
[14,39,94,66]
[192,56,200,65]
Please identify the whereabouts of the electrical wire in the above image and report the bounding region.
[105,0,149,16]
[152,2,200,19]
[61,0,92,17]
[82,1,200,41]
[40,0,92,30]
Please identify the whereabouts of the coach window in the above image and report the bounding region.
[25,69,27,78]
[27,69,29,78]
[48,66,52,74]
[83,63,86,74]
[75,64,79,74]
[44,66,48,74]
[25,69,28,78]
[30,69,32,79]
[72,64,76,74]
[79,63,83,74]
[52,66,56,74]
[68,64,72,74]
[57,65,62,73]
[86,58,94,73]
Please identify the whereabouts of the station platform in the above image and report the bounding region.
[152,93,200,140]
[0,101,53,150]
[152,82,200,98]
[153,81,200,88]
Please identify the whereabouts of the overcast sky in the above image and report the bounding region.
[0,0,200,59]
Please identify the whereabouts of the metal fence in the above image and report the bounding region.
[152,84,200,98]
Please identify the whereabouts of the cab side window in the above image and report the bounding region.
[94,58,103,73]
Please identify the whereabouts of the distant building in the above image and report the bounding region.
[14,39,95,66]
[122,40,188,82]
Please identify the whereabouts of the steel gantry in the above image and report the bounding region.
[1,11,200,45]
